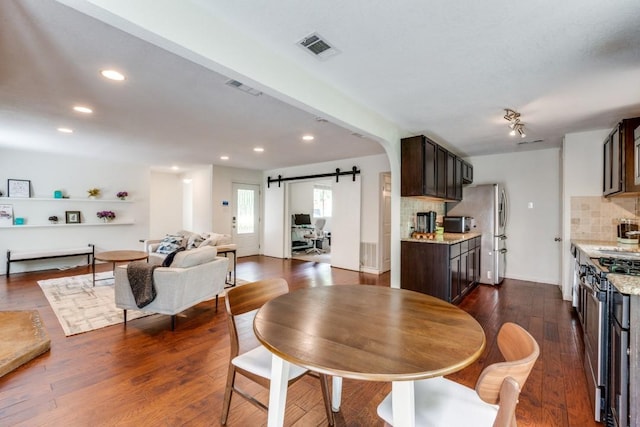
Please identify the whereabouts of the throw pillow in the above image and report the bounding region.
[186,233,205,250]
[156,234,184,254]
[162,247,186,267]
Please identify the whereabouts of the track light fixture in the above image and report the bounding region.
[504,109,527,138]
[503,109,520,122]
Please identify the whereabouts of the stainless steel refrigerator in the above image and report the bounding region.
[446,183,508,285]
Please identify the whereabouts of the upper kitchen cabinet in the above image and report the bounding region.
[401,135,434,197]
[462,160,473,184]
[603,117,640,197]
[446,152,463,201]
[401,135,470,201]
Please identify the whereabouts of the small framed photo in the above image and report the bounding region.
[7,179,31,198]
[0,204,13,226]
[65,211,81,224]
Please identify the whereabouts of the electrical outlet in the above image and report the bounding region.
[487,270,492,280]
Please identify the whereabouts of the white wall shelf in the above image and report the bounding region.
[0,197,133,203]
[1,221,135,229]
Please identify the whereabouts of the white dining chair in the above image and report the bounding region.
[377,322,540,427]
[220,278,335,426]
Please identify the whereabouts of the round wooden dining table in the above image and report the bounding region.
[254,284,486,427]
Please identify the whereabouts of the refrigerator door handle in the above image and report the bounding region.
[500,188,508,230]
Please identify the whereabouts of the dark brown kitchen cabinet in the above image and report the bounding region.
[454,156,463,200]
[435,145,447,198]
[603,125,623,196]
[603,116,640,197]
[445,153,463,201]
[401,135,437,197]
[462,160,473,184]
[401,240,449,301]
[401,237,480,304]
[401,135,468,200]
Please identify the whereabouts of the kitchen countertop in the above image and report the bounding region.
[402,232,481,245]
[572,239,640,295]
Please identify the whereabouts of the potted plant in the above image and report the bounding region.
[48,215,58,224]
[96,210,116,222]
[116,191,128,200]
[87,188,100,199]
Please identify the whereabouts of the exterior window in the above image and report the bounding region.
[237,189,254,234]
[313,186,332,217]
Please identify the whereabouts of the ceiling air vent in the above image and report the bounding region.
[298,32,340,60]
[517,139,544,146]
[225,79,262,96]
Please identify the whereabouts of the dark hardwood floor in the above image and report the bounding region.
[0,256,597,426]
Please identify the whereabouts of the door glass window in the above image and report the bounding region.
[313,186,332,217]
[237,189,254,234]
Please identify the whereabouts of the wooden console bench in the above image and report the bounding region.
[6,244,94,276]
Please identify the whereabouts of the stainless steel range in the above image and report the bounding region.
[578,257,610,422]
[597,257,640,275]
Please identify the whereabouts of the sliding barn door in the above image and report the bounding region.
[330,176,361,271]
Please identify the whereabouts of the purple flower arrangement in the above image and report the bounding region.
[96,210,116,219]
[116,191,128,200]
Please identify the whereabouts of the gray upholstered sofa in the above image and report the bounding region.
[114,246,229,330]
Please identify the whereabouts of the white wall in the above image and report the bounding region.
[469,148,561,285]
[149,171,183,237]
[263,154,391,270]
[290,181,314,215]
[184,166,213,233]
[561,128,610,299]
[1,148,149,274]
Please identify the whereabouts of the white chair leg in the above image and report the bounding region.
[331,376,343,412]
[267,354,290,427]
[392,381,415,427]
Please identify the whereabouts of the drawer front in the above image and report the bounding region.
[450,243,461,259]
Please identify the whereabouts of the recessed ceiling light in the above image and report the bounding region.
[73,105,93,114]
[220,156,229,160]
[171,165,179,171]
[57,127,73,133]
[302,135,314,141]
[100,69,125,81]
[254,147,264,152]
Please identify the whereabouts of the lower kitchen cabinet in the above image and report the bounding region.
[401,236,480,303]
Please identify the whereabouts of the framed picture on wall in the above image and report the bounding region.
[0,204,13,226]
[65,211,81,224]
[7,179,31,198]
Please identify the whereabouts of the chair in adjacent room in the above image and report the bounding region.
[376,322,540,427]
[304,218,327,254]
[221,278,335,425]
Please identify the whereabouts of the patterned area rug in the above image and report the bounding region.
[37,272,151,336]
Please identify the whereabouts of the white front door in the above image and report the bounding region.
[232,183,260,257]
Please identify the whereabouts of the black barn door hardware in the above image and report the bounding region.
[267,166,360,188]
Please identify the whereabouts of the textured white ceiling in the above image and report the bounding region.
[1,0,640,171]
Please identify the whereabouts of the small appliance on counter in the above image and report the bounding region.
[412,211,438,239]
[416,211,437,233]
[617,218,639,244]
[442,216,472,233]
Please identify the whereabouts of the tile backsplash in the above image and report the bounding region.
[401,197,445,238]
[571,196,640,241]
